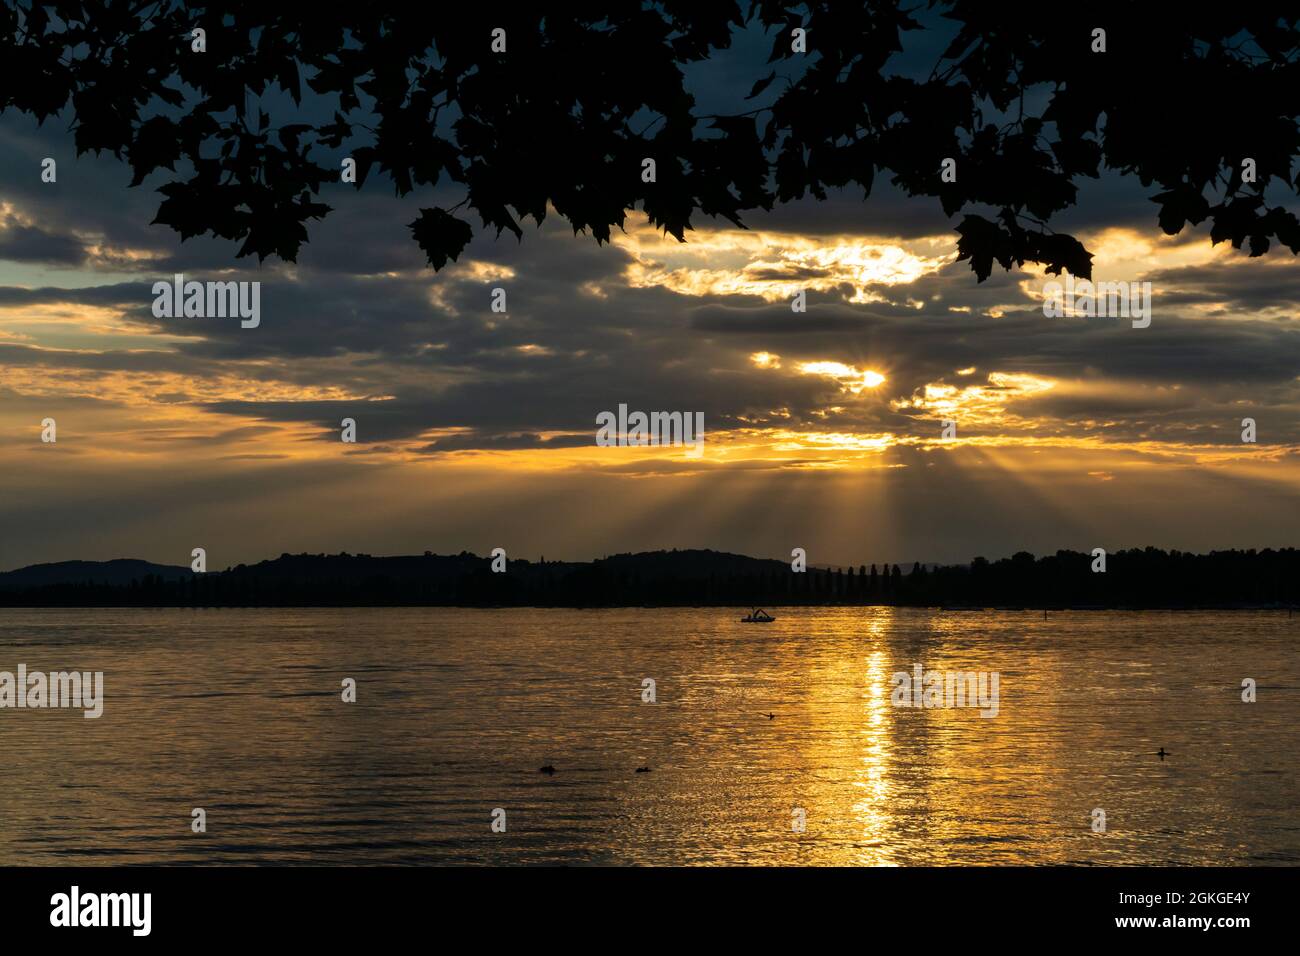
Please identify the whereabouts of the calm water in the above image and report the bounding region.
[0,607,1295,865]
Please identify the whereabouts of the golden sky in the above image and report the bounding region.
[1,142,1298,568]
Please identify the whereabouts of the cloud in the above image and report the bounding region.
[1,102,1299,566]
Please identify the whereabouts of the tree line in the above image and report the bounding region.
[1,547,1296,608]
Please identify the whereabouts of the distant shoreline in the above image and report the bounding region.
[2,547,1297,611]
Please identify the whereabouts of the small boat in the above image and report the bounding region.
[740,607,776,623]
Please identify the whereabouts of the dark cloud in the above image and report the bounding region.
[416,432,592,453]
[0,222,88,265]
[1,68,1298,568]
[3,210,1299,451]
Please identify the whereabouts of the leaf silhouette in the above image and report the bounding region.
[409,208,474,270]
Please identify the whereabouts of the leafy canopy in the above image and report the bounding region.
[3,1,1298,280]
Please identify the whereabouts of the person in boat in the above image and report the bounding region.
[743,607,775,622]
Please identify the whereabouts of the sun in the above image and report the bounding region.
[794,361,888,394]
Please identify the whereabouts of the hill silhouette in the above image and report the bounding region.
[0,547,1296,609]
[0,558,193,589]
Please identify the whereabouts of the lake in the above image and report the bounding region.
[0,607,1295,865]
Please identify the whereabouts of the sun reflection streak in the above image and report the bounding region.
[852,635,896,865]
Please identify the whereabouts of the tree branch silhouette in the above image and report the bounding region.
[3,1,1297,279]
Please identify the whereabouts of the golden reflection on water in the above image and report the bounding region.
[0,607,1295,865]
[852,646,894,866]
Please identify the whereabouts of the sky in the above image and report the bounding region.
[1,16,1298,572]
